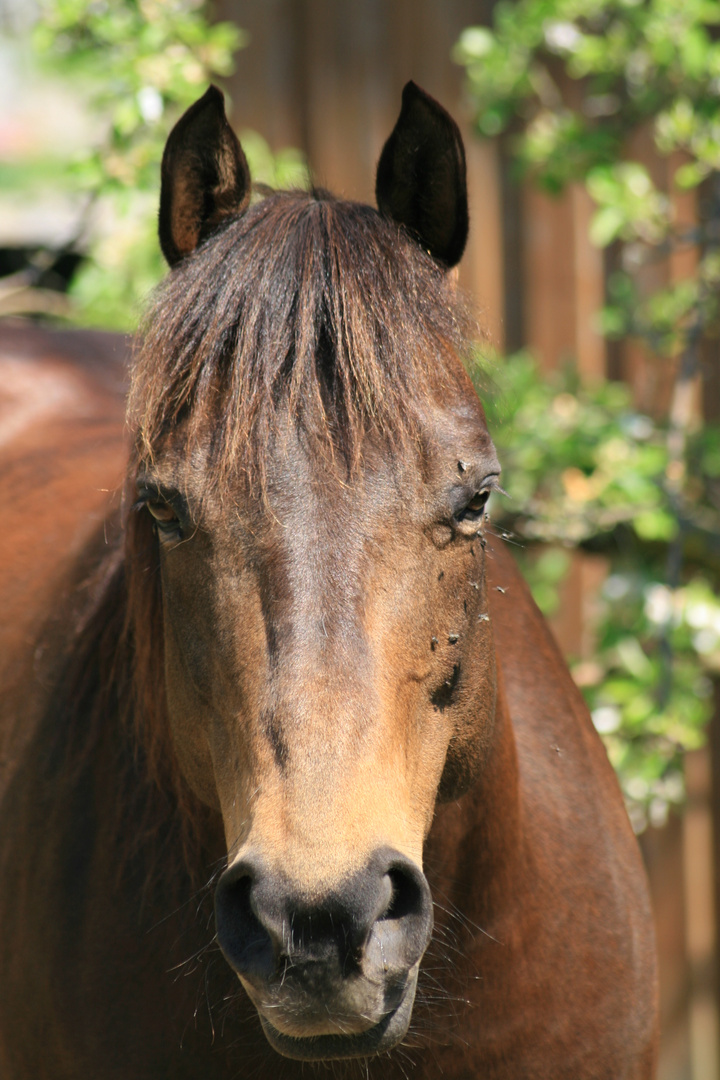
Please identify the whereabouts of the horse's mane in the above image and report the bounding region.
[129,187,476,493]
[46,188,481,885]
[34,522,217,892]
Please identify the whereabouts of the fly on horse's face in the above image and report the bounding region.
[133,83,500,1061]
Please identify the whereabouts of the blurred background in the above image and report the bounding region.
[1,1,719,1076]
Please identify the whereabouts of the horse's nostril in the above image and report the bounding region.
[215,864,275,980]
[382,866,425,921]
[221,873,253,926]
[364,853,433,976]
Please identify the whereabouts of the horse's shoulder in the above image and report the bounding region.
[0,323,128,598]
[470,539,658,1072]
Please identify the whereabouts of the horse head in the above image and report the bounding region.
[128,82,500,1060]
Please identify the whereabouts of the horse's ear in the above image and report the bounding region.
[376,82,468,269]
[159,85,251,267]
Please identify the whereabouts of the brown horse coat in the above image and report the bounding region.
[0,84,657,1080]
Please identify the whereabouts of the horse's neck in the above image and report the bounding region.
[425,664,523,934]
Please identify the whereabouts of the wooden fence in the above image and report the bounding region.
[219,3,717,1076]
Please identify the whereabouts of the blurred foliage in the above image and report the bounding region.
[5,0,307,329]
[455,0,720,359]
[33,0,245,195]
[471,351,720,830]
[457,0,720,829]
[479,352,720,549]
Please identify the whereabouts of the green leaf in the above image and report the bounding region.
[632,509,679,541]
[590,204,625,245]
[674,160,709,189]
[455,26,496,60]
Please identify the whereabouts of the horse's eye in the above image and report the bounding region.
[146,500,181,532]
[456,490,490,524]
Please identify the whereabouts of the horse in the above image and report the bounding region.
[0,83,658,1078]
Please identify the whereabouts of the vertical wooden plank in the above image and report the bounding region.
[642,817,692,1080]
[523,182,606,379]
[520,65,601,374]
[218,0,306,150]
[668,152,703,426]
[462,137,504,349]
[549,551,584,659]
[571,183,606,383]
[711,685,720,1074]
[684,748,719,1080]
[669,153,699,286]
[522,185,577,373]
[499,146,525,353]
[300,0,398,202]
[548,551,608,661]
[618,124,673,414]
[297,0,357,197]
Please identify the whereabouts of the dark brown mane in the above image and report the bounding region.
[123,506,214,877]
[27,518,213,889]
[130,188,475,493]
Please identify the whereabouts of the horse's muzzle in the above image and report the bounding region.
[214,847,433,1059]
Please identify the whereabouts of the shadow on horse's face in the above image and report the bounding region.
[132,83,500,1060]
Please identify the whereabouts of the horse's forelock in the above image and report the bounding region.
[128,189,476,499]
